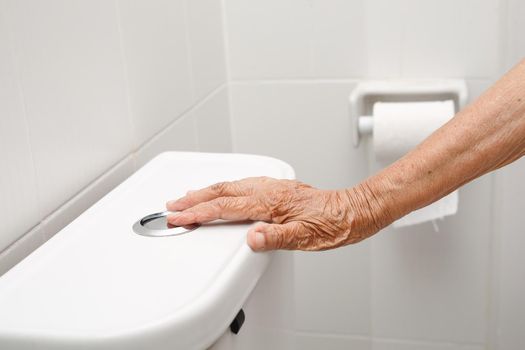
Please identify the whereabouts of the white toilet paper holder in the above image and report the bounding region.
[350,80,468,147]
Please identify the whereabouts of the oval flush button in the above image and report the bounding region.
[132,211,199,237]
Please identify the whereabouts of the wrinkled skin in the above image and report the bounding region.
[166,177,383,251]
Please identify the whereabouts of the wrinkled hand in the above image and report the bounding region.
[166,177,384,251]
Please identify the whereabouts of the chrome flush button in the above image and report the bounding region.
[132,211,199,237]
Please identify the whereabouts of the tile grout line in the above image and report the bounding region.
[180,0,199,151]
[486,2,509,346]
[181,0,196,104]
[133,82,228,154]
[228,77,492,85]
[219,0,237,153]
[0,3,45,235]
[486,172,501,350]
[294,329,485,348]
[113,0,139,153]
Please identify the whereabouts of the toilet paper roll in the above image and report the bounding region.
[393,191,458,229]
[373,100,455,162]
[370,100,458,228]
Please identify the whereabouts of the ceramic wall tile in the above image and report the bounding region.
[0,12,40,252]
[225,0,367,79]
[41,156,135,241]
[117,0,193,147]
[493,160,525,350]
[3,0,133,218]
[372,338,483,350]
[229,82,369,188]
[505,0,525,70]
[398,0,500,78]
[295,333,371,350]
[185,0,227,100]
[194,87,232,153]
[294,244,371,335]
[225,0,312,79]
[134,113,198,169]
[370,176,492,343]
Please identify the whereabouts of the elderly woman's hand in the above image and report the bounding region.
[166,177,386,251]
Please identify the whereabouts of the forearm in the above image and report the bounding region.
[352,59,525,231]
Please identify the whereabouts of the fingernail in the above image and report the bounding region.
[254,232,266,250]
[166,200,176,207]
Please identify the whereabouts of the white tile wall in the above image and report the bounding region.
[363,0,404,78]
[41,156,135,239]
[294,245,371,335]
[229,82,369,188]
[133,86,232,169]
[371,339,483,350]
[370,176,492,344]
[134,113,198,168]
[295,333,370,350]
[225,0,500,80]
[194,87,232,153]
[185,0,227,100]
[3,0,134,218]
[0,12,40,252]
[387,0,500,78]
[309,1,367,78]
[225,0,367,79]
[505,0,525,70]
[117,0,193,148]
[493,160,525,350]
[493,3,525,348]
[225,0,312,79]
[133,86,232,166]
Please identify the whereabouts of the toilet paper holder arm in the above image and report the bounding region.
[350,80,468,148]
[357,115,374,137]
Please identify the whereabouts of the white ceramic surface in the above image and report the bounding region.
[134,114,198,169]
[185,0,227,100]
[117,0,193,147]
[0,152,294,350]
[3,0,134,218]
[0,13,40,251]
[194,87,232,153]
[224,0,499,79]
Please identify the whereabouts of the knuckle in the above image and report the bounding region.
[210,182,230,195]
[269,226,285,249]
[212,197,228,209]
[255,176,273,185]
[265,189,293,223]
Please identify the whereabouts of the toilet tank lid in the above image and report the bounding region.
[0,152,295,350]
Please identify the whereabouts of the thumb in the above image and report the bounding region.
[247,222,302,251]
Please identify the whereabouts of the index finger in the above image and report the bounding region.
[167,196,271,225]
[166,180,247,211]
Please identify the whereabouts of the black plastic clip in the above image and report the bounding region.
[229,309,245,335]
